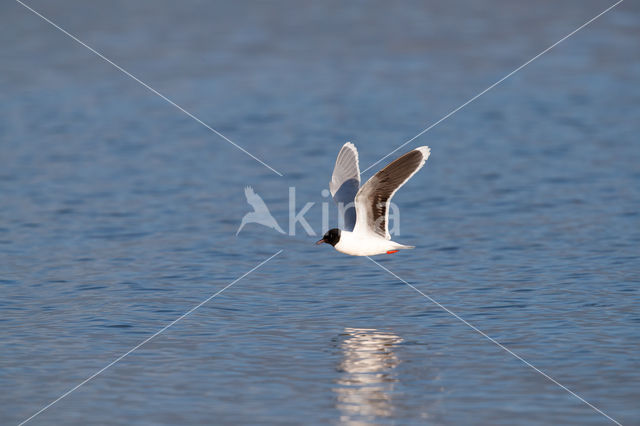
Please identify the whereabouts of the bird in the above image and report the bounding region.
[316,142,430,256]
[236,186,285,235]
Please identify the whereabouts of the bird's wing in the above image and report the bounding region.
[330,142,360,231]
[245,186,270,213]
[353,146,430,239]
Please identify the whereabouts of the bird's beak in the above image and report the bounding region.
[315,239,325,245]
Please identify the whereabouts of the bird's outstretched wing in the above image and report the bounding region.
[244,186,270,214]
[330,142,360,231]
[353,146,430,239]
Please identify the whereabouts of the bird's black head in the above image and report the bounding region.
[315,228,341,246]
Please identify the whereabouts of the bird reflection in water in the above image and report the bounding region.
[334,328,403,423]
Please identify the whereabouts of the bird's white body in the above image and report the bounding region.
[334,230,414,256]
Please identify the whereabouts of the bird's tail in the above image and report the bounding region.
[394,244,415,250]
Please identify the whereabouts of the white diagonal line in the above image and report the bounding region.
[367,256,622,426]
[18,250,283,426]
[361,0,624,175]
[15,0,284,177]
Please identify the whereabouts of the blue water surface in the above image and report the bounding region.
[1,0,639,424]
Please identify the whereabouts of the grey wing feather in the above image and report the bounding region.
[354,146,430,239]
[330,142,360,231]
